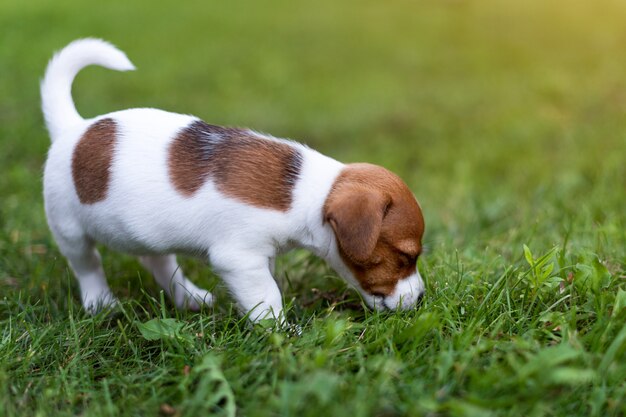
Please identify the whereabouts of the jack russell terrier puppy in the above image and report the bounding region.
[41,39,426,322]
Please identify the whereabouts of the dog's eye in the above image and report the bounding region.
[398,253,416,268]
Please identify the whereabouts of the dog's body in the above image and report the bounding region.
[42,39,426,321]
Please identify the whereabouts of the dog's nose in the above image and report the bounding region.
[416,292,425,306]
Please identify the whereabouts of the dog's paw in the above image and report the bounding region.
[82,291,119,315]
[176,284,214,311]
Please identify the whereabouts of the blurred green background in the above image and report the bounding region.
[1,0,626,416]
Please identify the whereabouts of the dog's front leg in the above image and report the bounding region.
[212,251,283,322]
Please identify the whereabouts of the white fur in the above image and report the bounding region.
[41,38,135,139]
[41,39,425,321]
[382,272,425,310]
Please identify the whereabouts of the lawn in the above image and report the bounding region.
[1,0,625,416]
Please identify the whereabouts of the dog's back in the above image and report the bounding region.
[41,40,315,256]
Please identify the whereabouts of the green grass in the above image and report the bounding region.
[1,0,626,415]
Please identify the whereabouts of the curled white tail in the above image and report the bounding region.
[40,38,135,140]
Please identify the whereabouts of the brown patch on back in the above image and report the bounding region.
[324,163,425,295]
[168,121,302,211]
[72,118,117,204]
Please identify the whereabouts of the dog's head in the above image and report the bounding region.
[324,163,425,311]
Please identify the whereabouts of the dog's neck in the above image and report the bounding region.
[287,146,344,261]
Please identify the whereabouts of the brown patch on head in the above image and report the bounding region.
[323,163,425,296]
[168,121,302,211]
[72,118,117,204]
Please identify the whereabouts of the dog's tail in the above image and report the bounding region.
[41,38,135,140]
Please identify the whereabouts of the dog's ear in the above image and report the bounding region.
[324,188,390,264]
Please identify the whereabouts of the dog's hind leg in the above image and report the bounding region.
[138,254,213,311]
[55,234,118,314]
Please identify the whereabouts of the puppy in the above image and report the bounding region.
[41,39,426,321]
